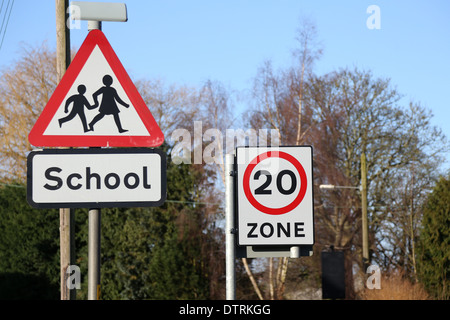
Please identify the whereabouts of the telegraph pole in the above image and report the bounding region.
[55,0,75,300]
[361,152,369,269]
[56,0,71,78]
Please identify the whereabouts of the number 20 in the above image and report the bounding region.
[254,170,297,195]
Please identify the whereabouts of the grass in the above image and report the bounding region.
[361,271,430,300]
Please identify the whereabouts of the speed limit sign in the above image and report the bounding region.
[236,146,314,246]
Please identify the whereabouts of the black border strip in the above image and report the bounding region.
[26,148,167,209]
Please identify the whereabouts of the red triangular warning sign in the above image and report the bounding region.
[28,29,164,148]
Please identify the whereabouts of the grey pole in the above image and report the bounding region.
[88,20,101,31]
[225,153,236,300]
[290,246,300,258]
[68,1,127,301]
[88,208,101,300]
[87,21,101,301]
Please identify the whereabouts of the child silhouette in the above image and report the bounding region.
[58,84,95,132]
[89,75,129,133]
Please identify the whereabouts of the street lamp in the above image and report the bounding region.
[69,1,128,301]
[319,182,369,269]
[319,184,361,191]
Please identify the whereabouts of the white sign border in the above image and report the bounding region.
[27,148,167,208]
[236,146,315,246]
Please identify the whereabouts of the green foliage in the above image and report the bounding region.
[0,145,223,300]
[99,149,219,299]
[0,184,60,299]
[417,175,450,299]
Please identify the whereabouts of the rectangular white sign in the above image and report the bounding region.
[27,148,166,208]
[236,146,314,246]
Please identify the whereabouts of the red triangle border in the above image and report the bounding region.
[28,29,164,148]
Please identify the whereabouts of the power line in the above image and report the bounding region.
[0,182,223,207]
[0,0,6,34]
[165,199,223,207]
[0,0,14,51]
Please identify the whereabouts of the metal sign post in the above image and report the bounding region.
[27,148,167,300]
[26,148,167,300]
[88,206,101,300]
[226,146,315,299]
[28,2,167,301]
[225,154,236,300]
[87,18,102,302]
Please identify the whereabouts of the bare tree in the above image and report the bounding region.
[247,61,447,298]
[245,19,323,299]
[135,78,202,138]
[0,43,57,182]
[307,68,447,296]
[198,79,236,183]
[292,17,322,145]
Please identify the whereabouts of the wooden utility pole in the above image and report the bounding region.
[361,152,369,270]
[56,0,71,79]
[55,0,75,300]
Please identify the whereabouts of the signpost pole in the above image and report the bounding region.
[87,20,102,301]
[290,246,300,258]
[28,2,166,302]
[225,153,236,300]
[88,207,101,300]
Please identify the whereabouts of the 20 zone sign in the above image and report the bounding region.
[236,146,314,246]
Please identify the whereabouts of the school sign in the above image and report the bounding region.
[28,29,164,148]
[27,29,166,208]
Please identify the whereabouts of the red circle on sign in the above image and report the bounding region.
[243,151,307,215]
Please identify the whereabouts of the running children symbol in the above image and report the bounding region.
[58,74,130,134]
[58,84,96,132]
[28,29,164,148]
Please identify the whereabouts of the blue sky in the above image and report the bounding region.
[1,0,449,167]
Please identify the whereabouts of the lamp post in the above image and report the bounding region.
[319,184,361,191]
[319,182,369,269]
[70,1,127,300]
